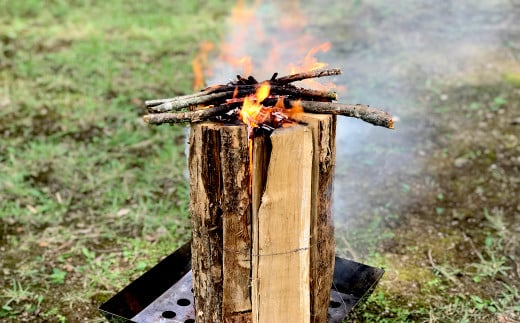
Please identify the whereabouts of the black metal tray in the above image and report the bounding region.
[100,242,383,323]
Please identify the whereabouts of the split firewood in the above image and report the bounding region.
[143,100,393,129]
[147,86,337,113]
[142,67,395,129]
[143,104,237,125]
[145,68,341,109]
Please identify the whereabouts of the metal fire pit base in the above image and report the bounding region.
[100,242,383,323]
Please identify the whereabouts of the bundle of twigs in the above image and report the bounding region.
[143,68,394,129]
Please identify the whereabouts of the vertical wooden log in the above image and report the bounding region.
[190,117,335,323]
[251,125,314,323]
[300,114,337,323]
[189,122,252,323]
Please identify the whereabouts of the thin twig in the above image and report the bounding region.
[147,86,337,113]
[275,68,342,84]
[147,91,234,113]
[145,68,341,107]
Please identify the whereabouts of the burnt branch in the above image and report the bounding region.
[258,98,393,128]
[145,68,341,108]
[144,86,226,107]
[298,101,393,129]
[143,104,237,125]
[147,85,337,113]
[274,68,342,84]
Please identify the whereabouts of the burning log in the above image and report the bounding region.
[189,116,337,323]
[145,67,391,323]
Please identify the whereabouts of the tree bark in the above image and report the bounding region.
[299,114,337,323]
[189,122,252,323]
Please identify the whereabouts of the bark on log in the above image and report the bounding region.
[189,122,252,323]
[300,114,337,323]
[221,126,253,321]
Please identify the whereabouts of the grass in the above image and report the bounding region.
[1,0,520,322]
[343,82,520,322]
[0,0,233,321]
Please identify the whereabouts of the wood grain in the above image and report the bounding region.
[251,125,313,323]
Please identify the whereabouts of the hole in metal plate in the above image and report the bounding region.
[177,298,191,306]
[162,310,176,318]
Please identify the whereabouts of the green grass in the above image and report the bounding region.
[342,82,520,322]
[2,1,520,322]
[0,0,232,320]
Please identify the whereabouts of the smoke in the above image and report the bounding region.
[196,0,518,247]
[314,0,518,223]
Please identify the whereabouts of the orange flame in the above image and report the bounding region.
[192,41,214,90]
[191,0,341,131]
[193,0,337,86]
[289,42,331,74]
[289,42,334,90]
[239,82,270,128]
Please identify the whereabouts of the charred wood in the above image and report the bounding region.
[146,85,337,113]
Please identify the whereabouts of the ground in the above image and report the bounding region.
[0,0,519,322]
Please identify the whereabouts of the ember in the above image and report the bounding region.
[142,68,394,130]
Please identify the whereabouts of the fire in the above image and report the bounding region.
[190,0,338,131]
[239,82,270,128]
[238,82,305,135]
[192,0,336,84]
[192,41,214,90]
[289,42,334,90]
[289,42,331,74]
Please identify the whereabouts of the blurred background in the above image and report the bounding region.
[1,0,519,322]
